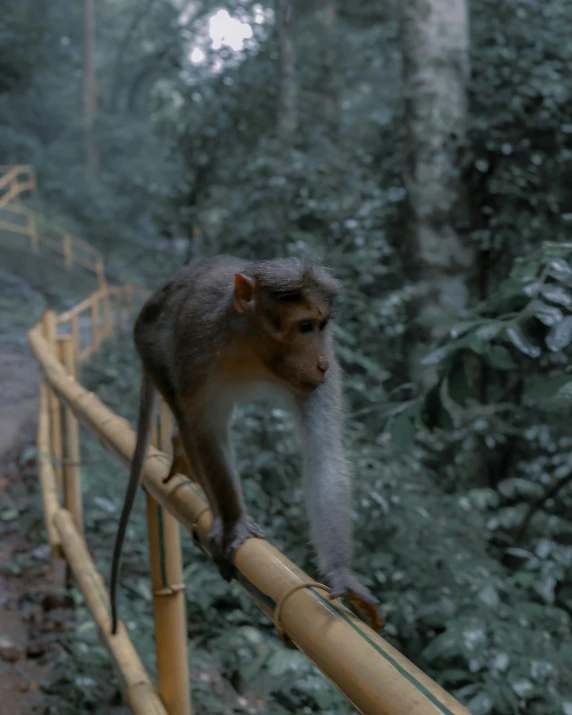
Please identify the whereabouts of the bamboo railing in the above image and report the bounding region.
[0,165,106,288]
[0,164,36,207]
[28,301,471,715]
[7,164,471,715]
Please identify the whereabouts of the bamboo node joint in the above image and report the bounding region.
[273,582,331,637]
[153,583,186,597]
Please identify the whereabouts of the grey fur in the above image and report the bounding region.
[108,256,379,634]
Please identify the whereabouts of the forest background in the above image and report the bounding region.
[1,0,572,713]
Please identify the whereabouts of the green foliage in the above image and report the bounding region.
[386,242,572,712]
[5,0,572,712]
[403,242,572,439]
[468,0,572,263]
[0,0,184,284]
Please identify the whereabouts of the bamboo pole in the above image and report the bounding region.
[59,293,100,322]
[54,509,168,715]
[0,166,18,191]
[0,219,31,235]
[28,323,470,715]
[58,336,83,536]
[91,295,100,351]
[103,287,112,337]
[0,183,19,208]
[37,384,63,558]
[115,288,124,331]
[146,403,191,715]
[71,313,80,367]
[42,311,63,489]
[96,260,106,289]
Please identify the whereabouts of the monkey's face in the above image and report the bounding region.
[258,301,332,394]
[233,271,335,394]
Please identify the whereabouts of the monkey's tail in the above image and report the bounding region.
[109,371,157,635]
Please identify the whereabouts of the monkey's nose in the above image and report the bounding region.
[317,357,329,374]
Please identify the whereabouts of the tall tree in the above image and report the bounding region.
[322,0,339,131]
[272,0,299,247]
[275,0,297,147]
[83,0,98,178]
[109,0,157,112]
[400,0,473,380]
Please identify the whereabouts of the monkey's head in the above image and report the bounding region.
[234,259,340,393]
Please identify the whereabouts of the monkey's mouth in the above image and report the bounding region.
[295,380,321,393]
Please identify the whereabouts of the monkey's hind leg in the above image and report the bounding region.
[208,514,265,580]
[179,421,265,580]
[163,430,190,483]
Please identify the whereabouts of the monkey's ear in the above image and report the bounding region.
[234,273,255,313]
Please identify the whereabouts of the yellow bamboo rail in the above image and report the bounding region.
[37,384,63,558]
[36,367,167,715]
[0,164,36,207]
[2,163,162,711]
[54,509,168,715]
[147,406,191,715]
[28,313,471,715]
[55,284,145,361]
[42,311,63,488]
[59,335,83,534]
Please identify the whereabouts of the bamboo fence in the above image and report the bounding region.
[8,164,472,715]
[0,165,106,288]
[0,164,36,207]
[28,307,472,715]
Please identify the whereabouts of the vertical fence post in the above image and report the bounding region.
[71,313,80,363]
[96,260,106,289]
[103,287,112,338]
[12,176,20,204]
[37,383,62,558]
[58,335,83,536]
[115,288,124,332]
[42,311,63,490]
[29,212,39,253]
[63,234,73,270]
[91,295,100,353]
[146,401,191,715]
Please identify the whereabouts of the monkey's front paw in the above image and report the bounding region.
[228,515,265,551]
[328,570,384,632]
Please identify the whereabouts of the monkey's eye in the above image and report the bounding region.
[319,318,329,332]
[298,319,314,333]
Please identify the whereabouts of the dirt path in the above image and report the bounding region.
[0,221,134,713]
[0,338,70,714]
[0,440,69,715]
[0,347,39,454]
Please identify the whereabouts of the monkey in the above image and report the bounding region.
[109,256,382,635]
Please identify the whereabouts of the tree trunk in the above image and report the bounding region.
[83,0,98,179]
[272,0,298,247]
[322,0,339,132]
[400,0,473,382]
[110,0,157,112]
[275,0,297,147]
